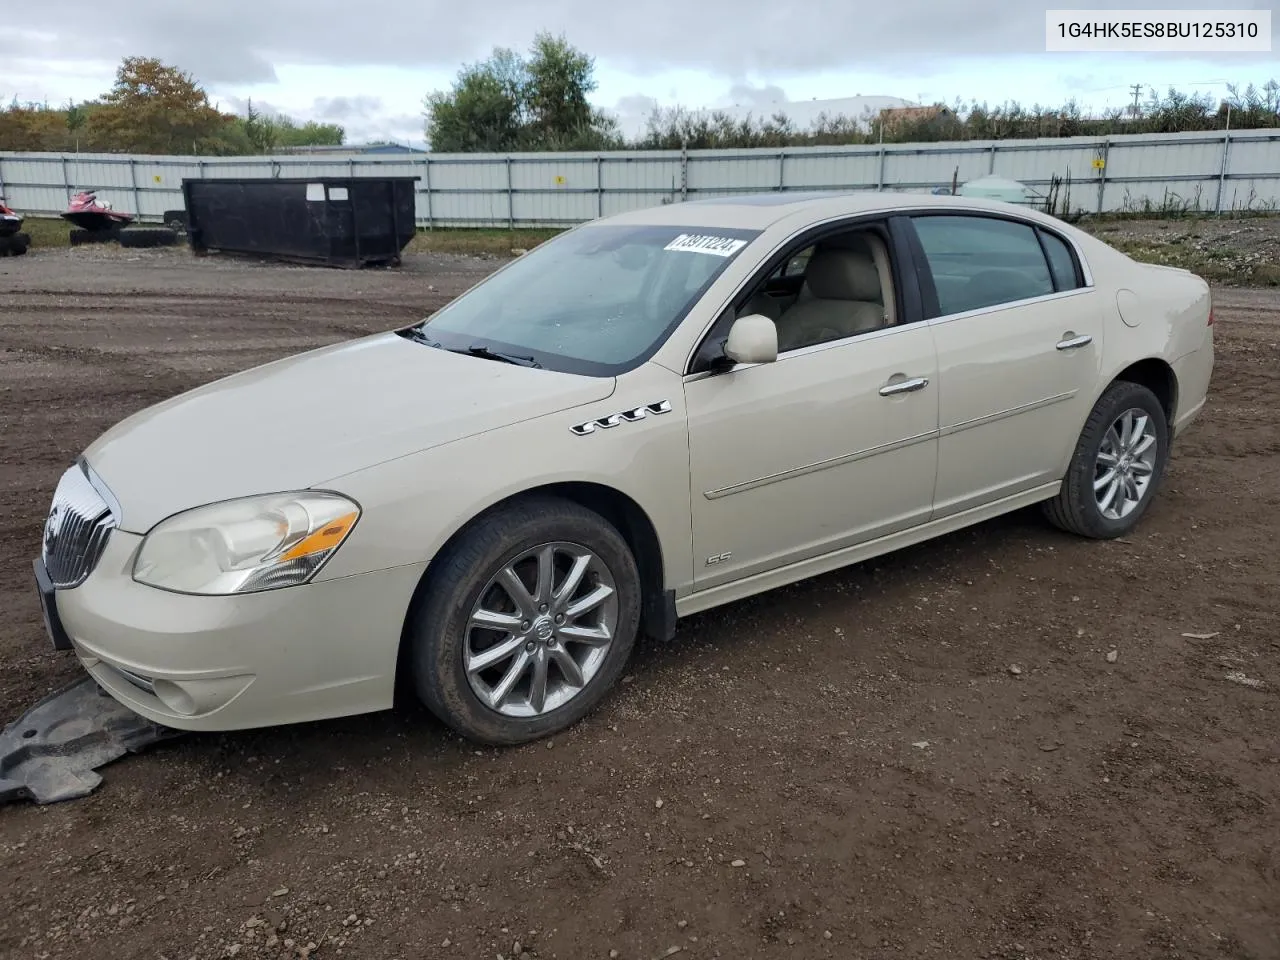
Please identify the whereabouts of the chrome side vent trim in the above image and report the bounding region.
[571,400,672,436]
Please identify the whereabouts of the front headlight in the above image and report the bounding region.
[132,491,360,595]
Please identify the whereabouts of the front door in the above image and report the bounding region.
[684,322,940,591]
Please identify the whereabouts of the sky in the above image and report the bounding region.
[4,1,1277,146]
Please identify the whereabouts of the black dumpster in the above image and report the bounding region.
[181,176,419,268]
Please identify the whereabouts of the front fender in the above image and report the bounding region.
[314,363,694,594]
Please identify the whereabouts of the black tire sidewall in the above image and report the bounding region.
[410,498,641,745]
[1068,382,1170,537]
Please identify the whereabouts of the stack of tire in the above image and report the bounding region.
[0,232,30,256]
[69,226,181,249]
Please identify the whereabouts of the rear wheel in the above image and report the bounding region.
[1043,380,1169,538]
[408,496,641,745]
[10,232,29,255]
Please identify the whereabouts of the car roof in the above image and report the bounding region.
[594,190,1069,232]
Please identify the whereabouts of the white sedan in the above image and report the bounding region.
[33,191,1214,744]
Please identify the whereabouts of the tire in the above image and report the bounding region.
[70,228,117,246]
[1043,380,1170,539]
[409,495,642,745]
[119,228,178,249]
[10,232,29,255]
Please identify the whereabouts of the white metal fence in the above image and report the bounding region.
[1,128,1277,228]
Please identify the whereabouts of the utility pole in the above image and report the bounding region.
[1129,83,1143,119]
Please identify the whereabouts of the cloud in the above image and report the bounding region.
[312,95,385,123]
[8,0,1274,147]
[216,94,292,118]
[13,0,1275,88]
[214,93,423,143]
[723,83,789,110]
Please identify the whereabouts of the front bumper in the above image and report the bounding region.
[39,531,427,731]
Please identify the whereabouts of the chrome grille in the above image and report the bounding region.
[42,462,117,589]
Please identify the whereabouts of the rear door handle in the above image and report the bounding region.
[879,376,930,397]
[1056,334,1093,350]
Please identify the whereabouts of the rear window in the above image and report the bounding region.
[1040,230,1082,290]
[912,215,1056,316]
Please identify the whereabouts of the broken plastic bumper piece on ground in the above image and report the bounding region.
[0,676,184,805]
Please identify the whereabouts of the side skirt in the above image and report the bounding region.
[674,482,1061,618]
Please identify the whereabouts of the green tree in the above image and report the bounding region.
[423,35,619,151]
[65,102,87,151]
[279,119,345,147]
[425,47,527,151]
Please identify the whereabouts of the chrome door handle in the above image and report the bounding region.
[879,376,930,397]
[1056,334,1093,350]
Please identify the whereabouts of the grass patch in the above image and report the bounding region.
[406,227,564,257]
[1102,236,1272,284]
[22,218,71,249]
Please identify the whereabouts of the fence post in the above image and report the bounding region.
[61,155,71,204]
[877,144,886,191]
[1214,128,1232,215]
[777,152,786,192]
[988,142,997,174]
[679,147,688,202]
[128,158,141,219]
[0,156,6,205]
[505,156,514,229]
[1095,138,1110,214]
[422,156,433,230]
[597,155,604,217]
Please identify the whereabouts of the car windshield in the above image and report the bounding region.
[412,223,760,376]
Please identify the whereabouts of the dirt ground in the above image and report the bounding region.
[1,241,1277,960]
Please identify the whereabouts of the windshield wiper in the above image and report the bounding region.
[397,326,443,348]
[456,344,542,368]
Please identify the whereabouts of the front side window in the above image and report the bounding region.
[912,215,1055,317]
[414,224,759,376]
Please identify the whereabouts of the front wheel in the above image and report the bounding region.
[1043,380,1170,539]
[408,496,641,745]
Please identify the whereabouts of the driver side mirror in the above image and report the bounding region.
[723,314,778,366]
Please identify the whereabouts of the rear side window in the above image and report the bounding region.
[1039,230,1082,290]
[912,215,1055,316]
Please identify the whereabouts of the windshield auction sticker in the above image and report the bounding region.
[664,234,749,257]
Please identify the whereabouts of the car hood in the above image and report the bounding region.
[85,332,616,532]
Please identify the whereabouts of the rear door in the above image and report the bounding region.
[905,213,1104,517]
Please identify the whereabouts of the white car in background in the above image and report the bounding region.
[33,192,1214,745]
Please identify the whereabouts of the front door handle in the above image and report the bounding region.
[879,376,930,397]
[1056,334,1093,350]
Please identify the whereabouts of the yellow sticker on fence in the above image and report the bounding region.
[1091,158,1106,170]
[153,175,162,183]
[553,175,566,185]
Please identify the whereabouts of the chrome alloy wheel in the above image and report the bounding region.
[1094,407,1159,521]
[464,541,618,717]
